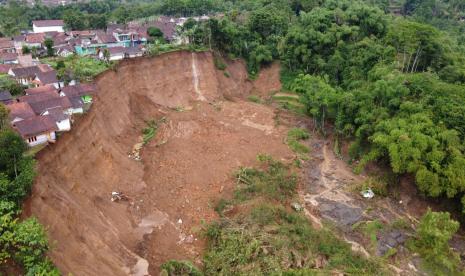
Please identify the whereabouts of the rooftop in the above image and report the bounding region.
[61,83,96,97]
[35,70,59,85]
[32,20,65,27]
[0,90,12,102]
[7,102,36,121]
[29,96,72,115]
[14,115,57,138]
[25,84,58,95]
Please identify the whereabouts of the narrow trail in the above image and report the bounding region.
[191,52,206,102]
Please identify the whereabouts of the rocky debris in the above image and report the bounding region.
[291,202,303,212]
[111,191,129,202]
[376,229,408,256]
[317,198,363,227]
[129,142,143,161]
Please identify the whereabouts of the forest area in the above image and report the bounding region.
[1,0,465,274]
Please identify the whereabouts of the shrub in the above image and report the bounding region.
[247,95,261,103]
[160,260,202,276]
[286,128,310,156]
[410,209,461,274]
[234,157,297,202]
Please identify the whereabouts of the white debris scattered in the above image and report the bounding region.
[361,188,375,199]
[291,202,303,212]
[111,191,128,202]
[177,218,183,224]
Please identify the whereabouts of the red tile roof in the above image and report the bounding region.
[0,52,18,62]
[32,20,64,27]
[19,90,60,105]
[13,115,57,138]
[25,33,46,44]
[0,64,15,74]
[7,102,36,121]
[61,83,96,97]
[25,84,58,95]
[28,96,72,115]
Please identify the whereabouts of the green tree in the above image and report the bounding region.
[22,45,30,55]
[0,104,8,130]
[0,129,27,179]
[44,38,54,57]
[412,209,461,274]
[147,26,164,43]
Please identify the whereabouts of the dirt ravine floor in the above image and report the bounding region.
[26,51,294,275]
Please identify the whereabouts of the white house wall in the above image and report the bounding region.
[33,25,64,33]
[56,119,71,131]
[26,131,55,147]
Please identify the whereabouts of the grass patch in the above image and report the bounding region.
[223,71,230,78]
[286,128,310,157]
[142,117,166,145]
[160,260,202,276]
[214,56,227,70]
[351,176,388,197]
[234,155,297,202]
[353,220,384,250]
[247,94,261,103]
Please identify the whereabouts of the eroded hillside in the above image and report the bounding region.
[27,51,293,275]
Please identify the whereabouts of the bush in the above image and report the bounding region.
[410,209,461,274]
[247,95,261,103]
[234,157,297,202]
[214,56,227,70]
[160,260,202,276]
[286,128,310,156]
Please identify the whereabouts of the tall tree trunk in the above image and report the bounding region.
[411,47,422,73]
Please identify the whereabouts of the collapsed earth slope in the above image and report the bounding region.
[28,51,292,275]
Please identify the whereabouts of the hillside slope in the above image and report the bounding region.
[26,51,290,275]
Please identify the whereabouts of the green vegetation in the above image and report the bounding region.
[354,220,384,250]
[286,128,310,156]
[43,55,110,82]
[160,260,202,276]
[0,108,59,274]
[408,209,462,275]
[164,155,386,275]
[0,75,25,96]
[247,94,261,103]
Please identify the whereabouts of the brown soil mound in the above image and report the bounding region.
[28,51,294,275]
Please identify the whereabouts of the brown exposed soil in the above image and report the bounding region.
[26,51,294,275]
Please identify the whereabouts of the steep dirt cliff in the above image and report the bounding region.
[28,51,290,275]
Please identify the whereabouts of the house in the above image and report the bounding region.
[33,70,63,89]
[0,52,19,64]
[56,45,74,57]
[13,115,57,146]
[0,38,15,53]
[24,33,46,49]
[17,55,36,67]
[32,20,64,33]
[99,46,125,61]
[41,106,70,131]
[124,46,145,58]
[0,64,16,74]
[0,90,13,104]
[8,66,42,85]
[8,64,54,86]
[60,83,95,99]
[98,46,144,61]
[27,96,73,115]
[25,84,58,95]
[7,102,36,123]
[60,83,95,112]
